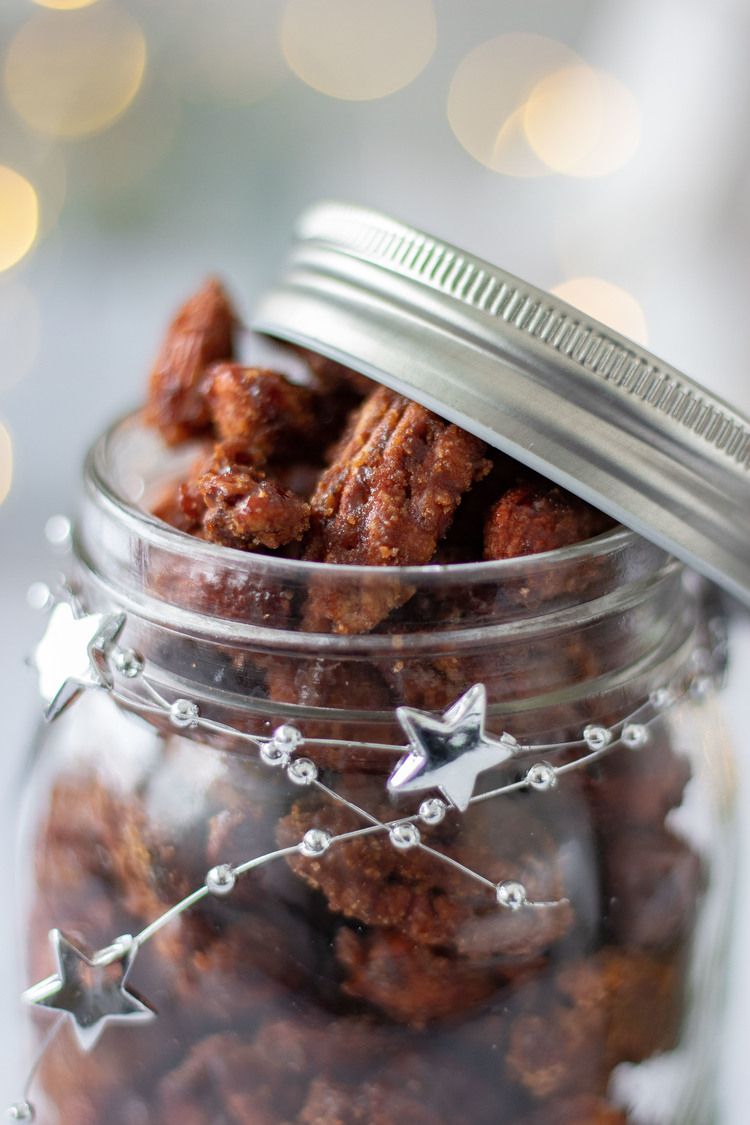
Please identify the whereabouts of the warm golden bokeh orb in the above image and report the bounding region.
[31,0,99,9]
[552,277,648,345]
[0,166,39,271]
[281,0,436,100]
[447,34,583,177]
[524,66,640,177]
[5,4,146,139]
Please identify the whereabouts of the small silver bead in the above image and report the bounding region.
[287,758,318,786]
[496,880,527,911]
[526,762,557,791]
[690,647,713,673]
[169,698,199,728]
[690,674,714,700]
[272,724,302,752]
[206,864,236,896]
[389,822,421,850]
[649,686,674,710]
[622,723,649,749]
[6,1102,34,1121]
[583,724,612,751]
[114,648,144,679]
[261,741,290,767]
[26,582,52,611]
[419,797,446,825]
[299,828,332,858]
[44,514,72,548]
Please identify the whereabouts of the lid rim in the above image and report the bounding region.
[253,201,750,608]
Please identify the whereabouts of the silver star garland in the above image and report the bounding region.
[25,930,154,1051]
[12,584,725,1119]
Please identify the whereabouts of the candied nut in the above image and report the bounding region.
[158,1032,295,1124]
[484,477,614,560]
[506,948,682,1100]
[198,457,310,550]
[586,728,692,828]
[506,1009,600,1099]
[299,1076,443,1125]
[304,386,491,632]
[336,926,497,1025]
[146,278,237,445]
[204,363,317,465]
[295,345,374,398]
[278,796,572,959]
[602,828,703,951]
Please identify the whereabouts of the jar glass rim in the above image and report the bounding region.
[85,411,643,585]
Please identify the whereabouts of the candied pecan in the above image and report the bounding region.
[38,1018,176,1125]
[277,794,572,958]
[158,1031,295,1124]
[204,363,317,464]
[602,828,702,951]
[505,948,683,1101]
[585,727,692,828]
[295,345,374,398]
[303,386,491,632]
[299,1076,443,1125]
[555,948,682,1068]
[336,926,497,1024]
[383,652,466,712]
[506,1008,602,1099]
[507,947,682,1101]
[198,458,310,550]
[484,477,614,561]
[146,278,237,445]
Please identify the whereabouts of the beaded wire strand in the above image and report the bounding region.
[8,573,726,1120]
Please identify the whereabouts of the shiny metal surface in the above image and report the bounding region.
[254,201,750,607]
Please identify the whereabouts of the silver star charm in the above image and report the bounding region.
[31,602,126,721]
[25,930,154,1051]
[388,684,519,811]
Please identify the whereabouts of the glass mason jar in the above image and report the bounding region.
[18,414,736,1125]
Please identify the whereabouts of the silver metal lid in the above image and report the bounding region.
[253,201,750,607]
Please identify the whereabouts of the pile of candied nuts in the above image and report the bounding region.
[148,278,614,626]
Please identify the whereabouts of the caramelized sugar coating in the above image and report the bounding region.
[484,477,615,560]
[199,458,310,550]
[204,363,317,464]
[306,386,490,567]
[146,279,237,445]
[335,927,498,1025]
[277,792,572,960]
[303,386,491,632]
[506,948,681,1099]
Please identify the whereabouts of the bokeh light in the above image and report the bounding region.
[524,66,640,177]
[31,0,99,9]
[281,0,436,101]
[447,34,582,176]
[0,420,13,507]
[175,0,285,106]
[5,4,146,139]
[0,167,39,271]
[552,277,648,345]
[0,283,41,391]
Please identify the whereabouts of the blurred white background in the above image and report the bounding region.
[1,0,749,1118]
